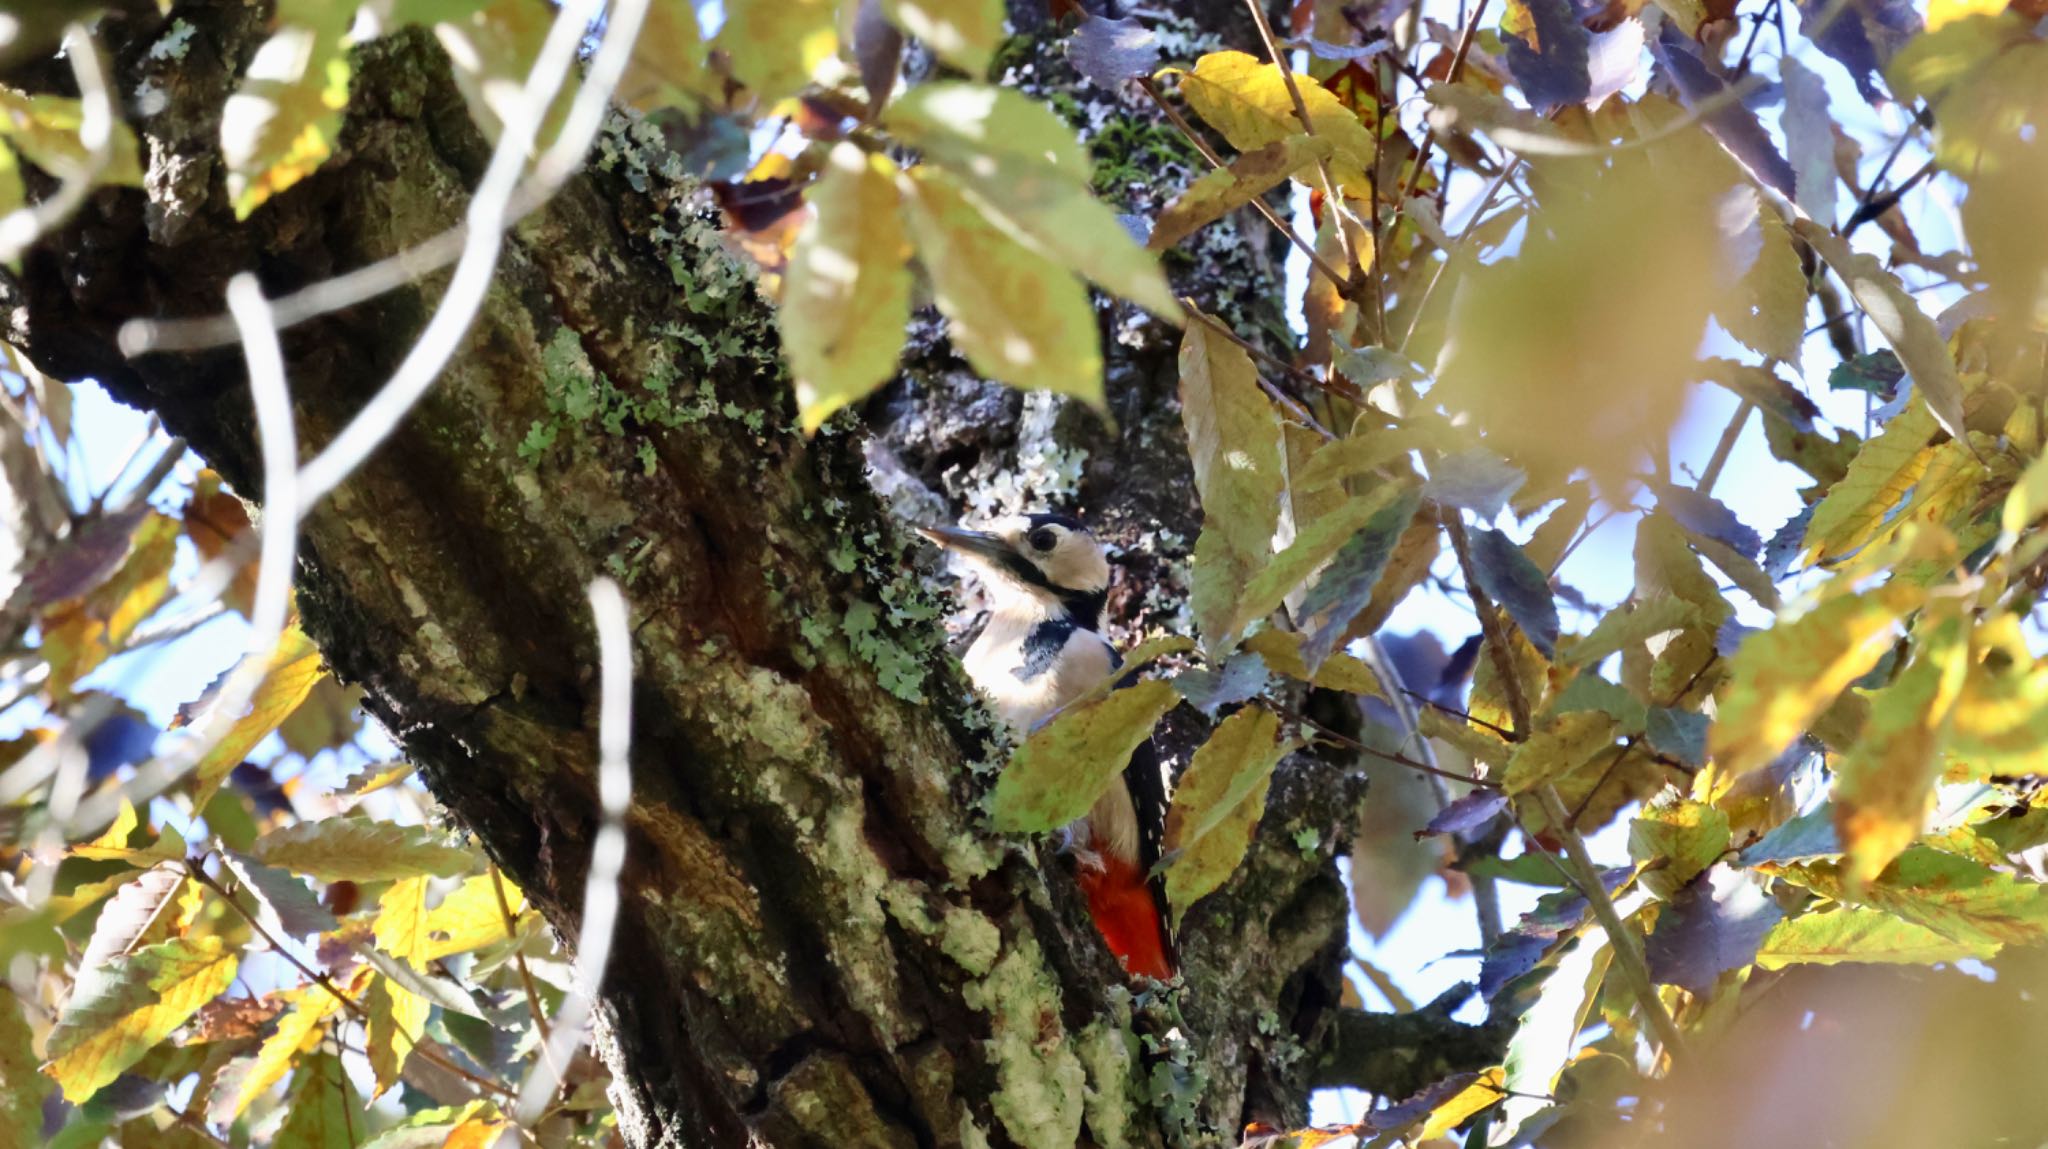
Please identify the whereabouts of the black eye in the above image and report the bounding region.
[1028,528,1058,552]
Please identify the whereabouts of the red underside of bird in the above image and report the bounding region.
[1077,850,1175,981]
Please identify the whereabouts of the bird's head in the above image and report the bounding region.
[918,512,1111,628]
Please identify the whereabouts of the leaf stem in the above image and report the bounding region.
[1136,76,1354,296]
[491,865,554,1049]
[1533,785,1689,1064]
[1273,701,1501,789]
[1242,0,1363,288]
[1697,399,1754,497]
[1442,512,1532,738]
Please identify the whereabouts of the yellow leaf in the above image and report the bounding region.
[1151,135,1334,251]
[987,679,1179,833]
[617,0,707,111]
[1500,711,1619,795]
[898,165,1104,404]
[1163,706,1296,923]
[41,512,178,698]
[1803,402,1938,564]
[880,0,1004,74]
[374,876,431,967]
[1832,610,1970,884]
[190,625,326,809]
[213,984,344,1121]
[0,88,144,187]
[1416,1067,1506,1140]
[1171,51,1375,194]
[1929,0,2012,32]
[782,144,911,433]
[220,16,353,218]
[719,0,837,105]
[1708,584,1923,778]
[421,873,525,962]
[1949,614,2048,772]
[1719,202,1807,362]
[363,975,430,1098]
[886,84,1180,319]
[1241,630,1385,699]
[44,937,239,1104]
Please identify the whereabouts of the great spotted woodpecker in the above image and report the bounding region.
[918,513,1177,981]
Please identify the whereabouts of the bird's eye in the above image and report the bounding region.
[1028,528,1058,552]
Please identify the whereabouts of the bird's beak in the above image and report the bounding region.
[916,525,1010,564]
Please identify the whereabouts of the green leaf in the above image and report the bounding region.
[898,166,1104,403]
[1231,483,1414,656]
[220,17,353,218]
[1171,51,1376,193]
[1468,527,1559,658]
[879,0,1004,74]
[249,819,475,883]
[1239,629,1384,698]
[782,144,912,433]
[1179,318,1285,652]
[1293,485,1424,669]
[420,873,526,961]
[1563,598,1701,669]
[1831,610,1968,884]
[1497,907,1619,1138]
[0,988,49,1145]
[888,84,1180,318]
[987,680,1180,833]
[1708,584,1920,778]
[1150,136,1333,251]
[1161,706,1297,923]
[718,0,837,104]
[1773,846,2048,950]
[273,1052,357,1149]
[44,937,239,1104]
[0,88,144,189]
[1803,401,1938,564]
[1627,792,1730,900]
[617,0,708,111]
[1754,904,2000,969]
[1795,220,1968,444]
[1719,202,1808,361]
[1642,864,1782,993]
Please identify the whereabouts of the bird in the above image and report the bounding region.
[918,512,1177,981]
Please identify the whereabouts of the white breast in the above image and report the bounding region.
[962,612,1118,732]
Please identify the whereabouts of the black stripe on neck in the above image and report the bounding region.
[994,550,1105,630]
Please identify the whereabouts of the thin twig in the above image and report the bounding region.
[1181,307,1338,439]
[1275,702,1501,789]
[1533,785,1689,1064]
[1136,76,1353,296]
[490,865,553,1049]
[1443,512,1531,737]
[1697,399,1753,497]
[1243,0,1360,286]
[188,859,518,1098]
[1398,157,1520,355]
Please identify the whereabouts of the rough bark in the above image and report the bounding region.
[3,3,1502,1145]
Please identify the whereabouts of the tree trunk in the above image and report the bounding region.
[2,4,1501,1145]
